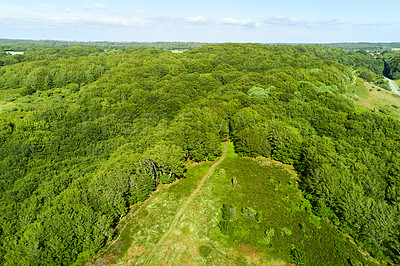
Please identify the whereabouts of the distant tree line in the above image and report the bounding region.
[322,42,400,51]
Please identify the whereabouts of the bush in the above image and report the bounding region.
[218,220,234,236]
[20,86,36,96]
[199,244,213,258]
[290,245,306,265]
[221,203,236,221]
[359,70,374,82]
[264,228,275,244]
[281,227,292,236]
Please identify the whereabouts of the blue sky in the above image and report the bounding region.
[0,0,399,43]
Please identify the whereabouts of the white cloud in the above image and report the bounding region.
[48,16,148,27]
[62,7,72,12]
[185,16,207,23]
[219,17,252,25]
[135,9,149,15]
[263,15,345,30]
[264,15,304,26]
[217,17,258,29]
[51,17,80,24]
[83,3,107,11]
[5,4,395,43]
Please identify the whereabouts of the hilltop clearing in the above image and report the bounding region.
[90,142,377,265]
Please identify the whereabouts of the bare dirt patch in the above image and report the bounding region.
[249,156,298,179]
[237,243,260,256]
[187,160,206,169]
[123,245,147,262]
[237,243,263,264]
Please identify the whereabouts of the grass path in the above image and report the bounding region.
[351,75,356,85]
[143,140,229,265]
[0,102,13,113]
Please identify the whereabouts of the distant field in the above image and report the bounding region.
[5,51,24,55]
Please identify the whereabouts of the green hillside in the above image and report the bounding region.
[90,142,377,265]
[1,43,399,265]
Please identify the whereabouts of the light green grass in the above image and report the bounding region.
[347,79,400,120]
[226,141,239,158]
[394,79,400,90]
[86,160,215,265]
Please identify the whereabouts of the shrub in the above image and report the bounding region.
[199,244,213,258]
[290,245,306,265]
[221,203,236,221]
[359,70,373,82]
[281,227,292,236]
[218,220,234,236]
[264,228,275,244]
[218,168,226,179]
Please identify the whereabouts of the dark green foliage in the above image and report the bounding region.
[385,54,400,79]
[218,220,235,236]
[234,120,302,164]
[219,204,236,236]
[231,178,237,188]
[290,245,306,265]
[356,67,390,89]
[359,70,374,82]
[221,203,236,221]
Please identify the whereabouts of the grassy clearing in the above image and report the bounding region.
[347,79,400,120]
[91,142,377,265]
[213,156,377,265]
[226,141,239,159]
[0,88,20,115]
[115,162,216,265]
[0,87,78,114]
[141,141,228,265]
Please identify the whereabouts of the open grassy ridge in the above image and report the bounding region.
[347,78,400,120]
[88,142,378,265]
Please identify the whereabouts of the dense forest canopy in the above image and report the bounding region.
[2,39,400,82]
[1,42,400,264]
